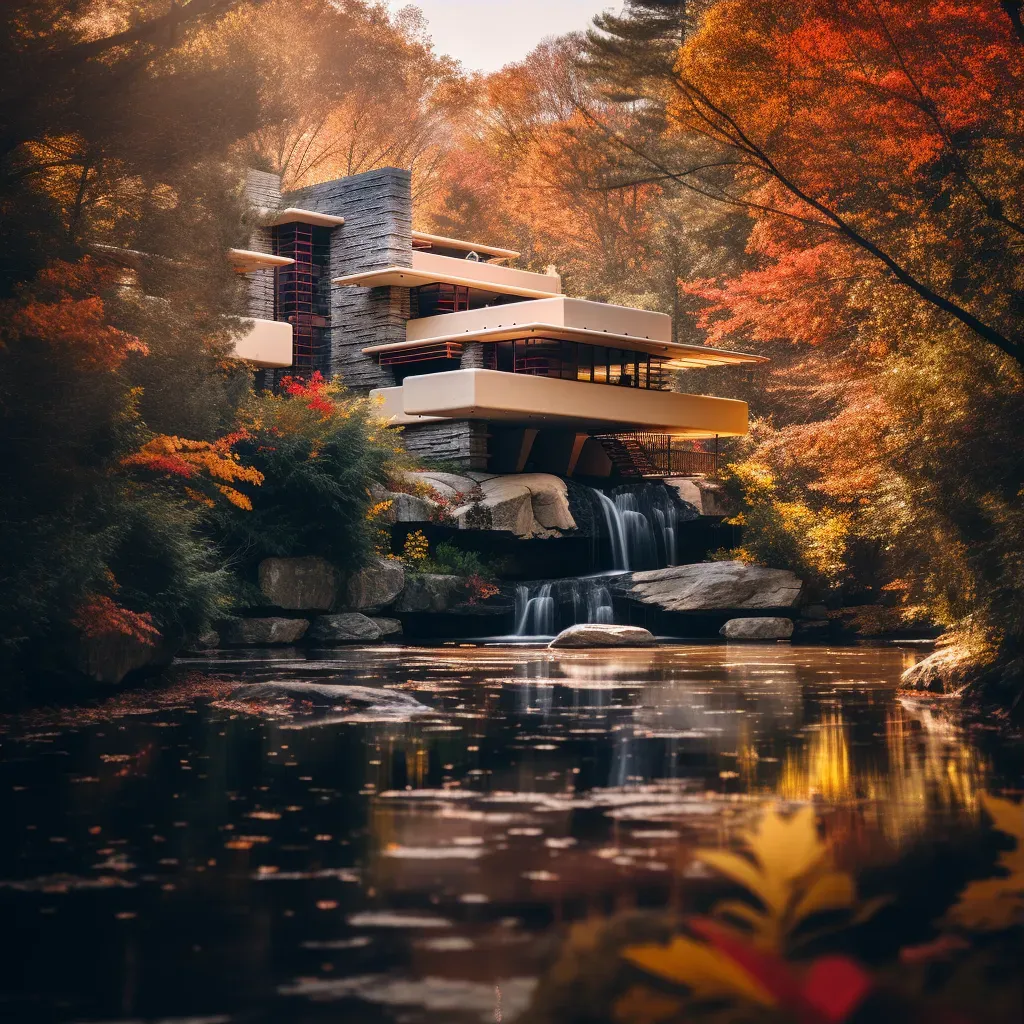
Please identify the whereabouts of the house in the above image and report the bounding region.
[232,167,766,478]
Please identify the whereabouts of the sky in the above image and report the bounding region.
[392,0,622,73]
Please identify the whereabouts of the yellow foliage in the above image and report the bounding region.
[944,794,1024,932]
[722,460,852,586]
[693,806,874,953]
[622,934,777,1007]
[617,806,885,1016]
[403,529,430,561]
[367,499,393,522]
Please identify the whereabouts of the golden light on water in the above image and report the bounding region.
[777,712,853,803]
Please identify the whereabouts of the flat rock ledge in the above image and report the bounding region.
[307,613,404,644]
[614,561,804,613]
[231,682,432,720]
[549,624,657,649]
[308,613,384,644]
[721,617,794,640]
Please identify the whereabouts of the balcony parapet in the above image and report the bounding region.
[334,251,561,299]
[229,248,295,272]
[233,318,293,368]
[411,230,520,262]
[395,369,749,437]
[364,297,767,369]
[258,207,345,228]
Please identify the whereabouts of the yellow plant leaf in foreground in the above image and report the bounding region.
[945,794,1024,932]
[622,935,776,1007]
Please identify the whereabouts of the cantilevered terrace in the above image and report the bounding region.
[333,229,766,477]
[236,166,766,476]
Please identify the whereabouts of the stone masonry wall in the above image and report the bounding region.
[286,167,412,391]
[460,342,485,369]
[401,421,489,470]
[243,170,281,320]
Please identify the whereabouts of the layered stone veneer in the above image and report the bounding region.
[400,421,489,470]
[286,167,412,390]
[243,169,281,320]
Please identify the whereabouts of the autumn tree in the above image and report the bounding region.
[207,0,469,200]
[579,0,1024,707]
[0,0,273,686]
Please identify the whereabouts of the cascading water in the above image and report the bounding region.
[587,482,693,572]
[514,583,555,636]
[572,578,614,625]
[508,482,700,640]
[512,577,617,638]
[592,488,630,569]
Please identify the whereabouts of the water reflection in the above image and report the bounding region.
[0,643,1014,1024]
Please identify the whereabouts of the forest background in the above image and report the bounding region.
[1,0,1021,710]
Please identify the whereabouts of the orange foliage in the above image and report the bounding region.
[0,259,147,372]
[422,39,664,297]
[675,0,1024,518]
[71,594,161,646]
[123,432,264,510]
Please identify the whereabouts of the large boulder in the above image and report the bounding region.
[456,474,576,539]
[548,624,657,649]
[371,617,403,638]
[392,573,465,613]
[343,557,405,613]
[614,561,804,613]
[308,613,384,644]
[75,633,175,687]
[402,470,481,499]
[258,557,338,612]
[666,478,732,517]
[720,617,795,640]
[900,646,977,694]
[222,617,309,646]
[388,492,438,522]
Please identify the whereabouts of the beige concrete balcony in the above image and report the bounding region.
[367,296,767,369]
[229,248,294,272]
[233,318,293,368]
[334,252,561,299]
[407,296,670,344]
[411,230,520,262]
[259,207,345,228]
[371,386,446,426]
[389,369,749,437]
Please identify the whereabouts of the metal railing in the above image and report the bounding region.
[618,432,721,478]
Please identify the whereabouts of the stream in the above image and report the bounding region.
[1,642,1020,1023]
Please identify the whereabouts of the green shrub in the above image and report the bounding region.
[212,373,405,573]
[421,541,500,580]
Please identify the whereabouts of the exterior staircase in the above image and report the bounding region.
[595,432,721,479]
[594,434,660,478]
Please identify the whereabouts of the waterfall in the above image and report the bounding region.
[592,488,630,570]
[514,583,555,636]
[586,483,693,572]
[512,577,616,638]
[571,578,614,624]
[506,482,699,640]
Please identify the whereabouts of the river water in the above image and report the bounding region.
[1,643,1020,1023]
